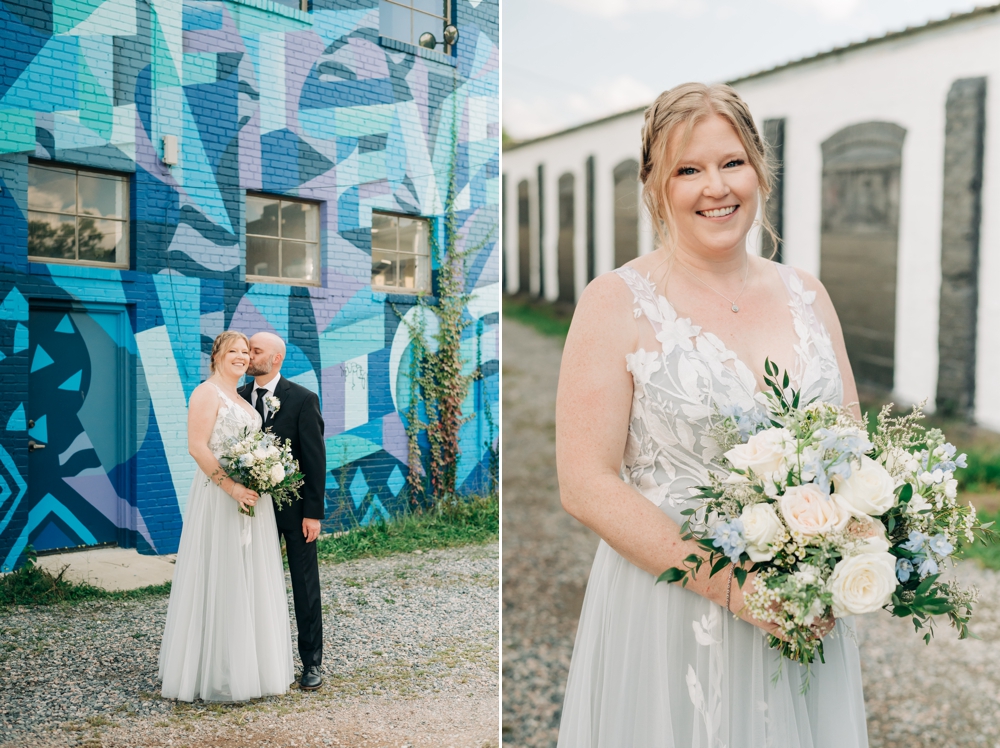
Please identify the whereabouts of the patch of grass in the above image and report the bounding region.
[503,294,573,338]
[0,554,171,609]
[315,493,498,564]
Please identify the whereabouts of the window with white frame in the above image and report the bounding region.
[27,163,129,267]
[246,194,321,285]
[379,0,451,50]
[371,211,431,293]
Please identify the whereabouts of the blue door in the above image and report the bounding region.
[26,304,131,552]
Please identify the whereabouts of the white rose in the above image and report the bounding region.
[240,453,255,467]
[265,445,280,459]
[779,484,850,537]
[725,428,796,479]
[827,552,897,617]
[269,463,285,484]
[253,447,269,461]
[832,456,896,518]
[739,503,784,562]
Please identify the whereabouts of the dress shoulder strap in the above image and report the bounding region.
[773,263,836,357]
[613,265,667,334]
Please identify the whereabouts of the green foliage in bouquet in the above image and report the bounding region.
[218,427,304,516]
[656,358,996,682]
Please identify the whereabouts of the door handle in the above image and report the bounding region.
[28,440,45,452]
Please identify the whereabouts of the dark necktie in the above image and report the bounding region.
[255,387,268,422]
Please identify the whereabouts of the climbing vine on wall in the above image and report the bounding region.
[401,94,496,506]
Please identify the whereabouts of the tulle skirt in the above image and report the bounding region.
[557,541,869,747]
[158,470,295,702]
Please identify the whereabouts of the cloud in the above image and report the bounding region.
[542,0,707,19]
[503,74,657,140]
[773,0,862,21]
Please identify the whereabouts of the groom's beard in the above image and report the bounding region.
[247,361,271,377]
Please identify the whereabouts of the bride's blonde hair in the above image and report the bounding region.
[640,82,778,255]
[209,330,250,373]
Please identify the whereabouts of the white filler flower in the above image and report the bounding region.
[828,552,897,617]
[739,503,784,561]
[832,455,896,518]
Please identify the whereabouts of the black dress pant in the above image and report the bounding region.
[279,525,323,669]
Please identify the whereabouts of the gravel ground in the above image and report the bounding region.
[501,316,1000,748]
[0,543,499,748]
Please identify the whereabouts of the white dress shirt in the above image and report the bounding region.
[251,372,282,419]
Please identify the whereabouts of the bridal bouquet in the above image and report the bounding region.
[218,428,304,517]
[659,359,991,670]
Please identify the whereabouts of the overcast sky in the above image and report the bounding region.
[502,0,984,140]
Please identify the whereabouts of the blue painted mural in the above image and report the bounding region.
[0,0,499,569]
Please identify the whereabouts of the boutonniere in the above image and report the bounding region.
[264,394,281,415]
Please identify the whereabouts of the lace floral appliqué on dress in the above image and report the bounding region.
[557,264,868,748]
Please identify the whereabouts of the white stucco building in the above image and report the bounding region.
[502,4,1000,429]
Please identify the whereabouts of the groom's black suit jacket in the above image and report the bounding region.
[239,376,326,531]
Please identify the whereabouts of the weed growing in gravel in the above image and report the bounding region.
[315,493,498,564]
[0,550,171,608]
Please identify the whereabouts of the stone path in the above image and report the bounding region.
[0,544,499,748]
[501,316,1000,748]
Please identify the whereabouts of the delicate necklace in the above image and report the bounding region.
[676,256,750,313]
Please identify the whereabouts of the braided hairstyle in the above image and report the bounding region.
[639,82,778,255]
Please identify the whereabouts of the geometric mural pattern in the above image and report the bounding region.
[0,0,499,569]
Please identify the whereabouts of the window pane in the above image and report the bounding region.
[77,217,123,264]
[372,249,397,287]
[398,252,421,291]
[247,235,280,277]
[28,166,76,213]
[281,201,319,241]
[281,241,320,282]
[413,0,444,17]
[398,216,429,255]
[28,211,76,259]
[371,212,398,251]
[79,174,125,219]
[379,0,411,43]
[268,0,301,9]
[247,196,280,237]
[412,10,440,46]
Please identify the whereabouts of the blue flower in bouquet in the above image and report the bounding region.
[902,531,929,553]
[711,519,746,564]
[928,534,954,557]
[896,558,914,583]
[918,556,939,577]
[956,453,968,469]
[719,404,757,439]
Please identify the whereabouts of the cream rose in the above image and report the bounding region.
[725,428,796,479]
[269,463,285,484]
[827,552,897,617]
[832,456,896,518]
[779,484,849,537]
[739,503,784,562]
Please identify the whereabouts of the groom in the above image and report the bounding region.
[241,331,326,691]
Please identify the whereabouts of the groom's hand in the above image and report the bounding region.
[303,518,321,543]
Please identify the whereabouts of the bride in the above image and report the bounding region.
[159,330,294,702]
[555,83,868,746]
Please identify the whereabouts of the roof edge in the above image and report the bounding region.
[503,3,1000,153]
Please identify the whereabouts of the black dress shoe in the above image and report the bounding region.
[299,665,323,691]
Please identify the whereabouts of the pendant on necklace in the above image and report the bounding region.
[731,304,739,313]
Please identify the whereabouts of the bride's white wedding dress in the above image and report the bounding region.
[159,385,294,702]
[557,264,868,747]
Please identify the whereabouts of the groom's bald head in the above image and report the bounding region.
[247,332,286,379]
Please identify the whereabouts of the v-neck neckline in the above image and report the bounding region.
[622,264,806,397]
